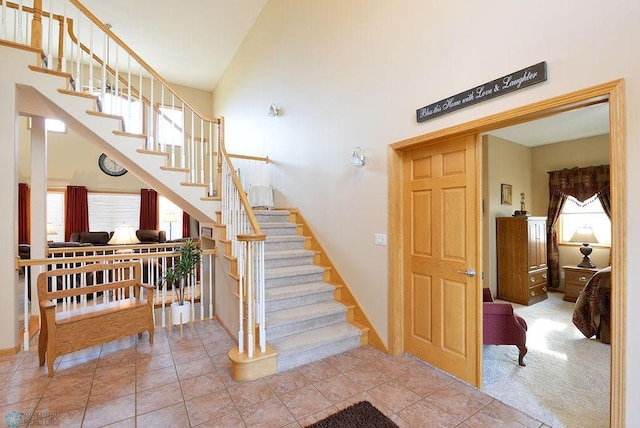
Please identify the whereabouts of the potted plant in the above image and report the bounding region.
[158,239,202,325]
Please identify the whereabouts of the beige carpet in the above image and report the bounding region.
[482,291,610,428]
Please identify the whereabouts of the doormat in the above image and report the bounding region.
[305,401,399,428]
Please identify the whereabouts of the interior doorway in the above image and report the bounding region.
[388,80,626,426]
[480,101,611,426]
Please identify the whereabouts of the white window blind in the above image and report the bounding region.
[46,191,65,242]
[88,193,140,232]
[560,195,611,245]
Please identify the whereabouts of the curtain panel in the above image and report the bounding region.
[547,165,610,288]
[64,186,89,241]
[139,189,158,230]
[18,183,30,244]
[183,211,191,237]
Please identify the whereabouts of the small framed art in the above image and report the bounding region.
[501,184,512,205]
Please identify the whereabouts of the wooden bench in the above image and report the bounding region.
[37,261,154,376]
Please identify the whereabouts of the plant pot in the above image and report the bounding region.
[171,301,191,325]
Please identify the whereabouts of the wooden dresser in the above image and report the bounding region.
[563,265,599,302]
[496,216,548,305]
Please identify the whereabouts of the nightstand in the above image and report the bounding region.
[563,265,599,302]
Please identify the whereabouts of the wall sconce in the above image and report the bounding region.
[349,147,366,167]
[268,103,280,117]
[569,225,599,268]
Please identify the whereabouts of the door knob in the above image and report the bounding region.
[456,268,476,277]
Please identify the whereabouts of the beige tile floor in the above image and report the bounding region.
[0,320,547,427]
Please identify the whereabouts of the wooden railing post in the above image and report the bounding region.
[31,0,42,58]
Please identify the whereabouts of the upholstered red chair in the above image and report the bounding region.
[483,288,528,366]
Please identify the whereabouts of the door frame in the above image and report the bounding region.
[388,79,626,426]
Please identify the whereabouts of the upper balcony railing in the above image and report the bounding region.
[17,241,216,351]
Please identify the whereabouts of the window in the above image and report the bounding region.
[46,190,65,242]
[559,195,611,245]
[158,105,184,147]
[28,117,66,133]
[97,93,143,134]
[88,192,140,232]
[159,196,183,240]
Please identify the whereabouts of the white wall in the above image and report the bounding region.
[212,0,640,421]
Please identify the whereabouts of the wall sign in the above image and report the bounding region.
[416,61,547,123]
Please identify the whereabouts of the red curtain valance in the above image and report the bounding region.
[548,165,610,203]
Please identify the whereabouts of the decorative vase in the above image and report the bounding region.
[171,301,191,325]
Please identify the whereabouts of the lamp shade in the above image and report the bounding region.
[108,224,140,245]
[46,223,57,236]
[569,226,599,244]
[164,213,178,223]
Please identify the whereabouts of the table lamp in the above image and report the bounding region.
[108,224,140,254]
[569,226,598,268]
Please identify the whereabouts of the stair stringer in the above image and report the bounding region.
[6,45,219,223]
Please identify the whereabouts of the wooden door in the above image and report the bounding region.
[402,134,481,385]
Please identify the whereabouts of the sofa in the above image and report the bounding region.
[136,229,166,244]
[69,231,112,245]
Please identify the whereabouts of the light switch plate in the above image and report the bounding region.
[374,233,387,246]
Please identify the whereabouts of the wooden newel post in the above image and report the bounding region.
[31,0,43,56]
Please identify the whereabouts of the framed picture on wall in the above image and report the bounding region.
[501,184,513,205]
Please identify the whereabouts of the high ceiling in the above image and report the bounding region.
[80,0,268,91]
[77,2,610,144]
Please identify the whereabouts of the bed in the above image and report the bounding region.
[572,266,611,344]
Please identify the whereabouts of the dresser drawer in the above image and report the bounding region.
[563,266,598,302]
[565,270,593,286]
[529,283,548,300]
[528,269,548,286]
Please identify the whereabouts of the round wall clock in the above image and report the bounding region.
[98,153,127,177]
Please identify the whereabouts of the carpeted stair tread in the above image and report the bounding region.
[254,210,291,223]
[265,249,315,260]
[266,235,304,242]
[265,282,336,312]
[270,323,362,354]
[265,281,334,301]
[264,249,315,269]
[266,301,347,328]
[265,264,325,279]
[259,222,298,236]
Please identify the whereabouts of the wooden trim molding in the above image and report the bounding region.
[388,79,626,426]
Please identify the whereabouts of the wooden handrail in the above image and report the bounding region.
[69,0,218,125]
[228,153,270,163]
[220,141,263,235]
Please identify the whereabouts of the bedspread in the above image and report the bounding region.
[572,266,611,344]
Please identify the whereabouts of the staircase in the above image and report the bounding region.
[254,210,365,372]
[2,43,219,223]
[2,2,381,379]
